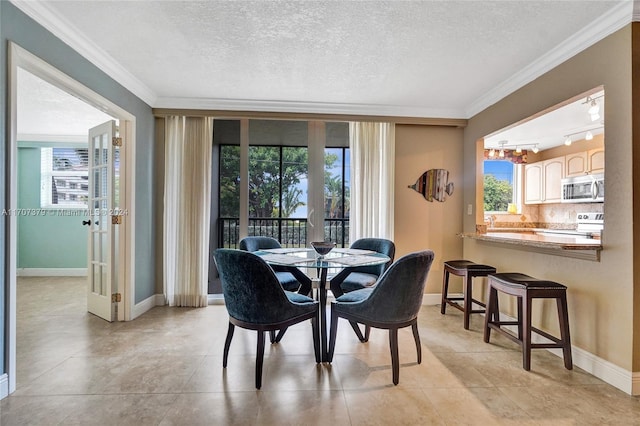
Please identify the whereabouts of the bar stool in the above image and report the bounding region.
[483,272,573,371]
[441,260,497,329]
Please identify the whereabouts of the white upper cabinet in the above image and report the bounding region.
[524,162,543,204]
[565,148,604,177]
[588,148,605,174]
[524,156,564,204]
[542,157,564,203]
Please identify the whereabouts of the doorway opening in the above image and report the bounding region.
[7,42,136,396]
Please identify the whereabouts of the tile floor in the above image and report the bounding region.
[2,276,640,425]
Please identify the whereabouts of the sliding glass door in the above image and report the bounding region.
[212,118,349,292]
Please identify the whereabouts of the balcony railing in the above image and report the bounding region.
[218,217,349,248]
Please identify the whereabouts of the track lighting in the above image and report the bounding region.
[585,131,593,140]
[532,144,539,154]
[486,141,538,155]
[564,136,572,146]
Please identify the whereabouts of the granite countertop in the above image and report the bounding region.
[460,231,602,251]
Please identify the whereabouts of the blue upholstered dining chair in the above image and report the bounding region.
[327,250,434,385]
[214,248,320,389]
[329,238,396,342]
[239,236,312,295]
[332,238,396,296]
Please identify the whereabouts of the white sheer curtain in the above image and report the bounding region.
[164,116,213,307]
[349,122,395,241]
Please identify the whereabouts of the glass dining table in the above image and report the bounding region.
[255,247,391,362]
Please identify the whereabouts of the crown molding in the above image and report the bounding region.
[10,0,157,106]
[465,0,634,118]
[154,96,467,120]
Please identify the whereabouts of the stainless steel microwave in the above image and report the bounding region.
[561,173,604,203]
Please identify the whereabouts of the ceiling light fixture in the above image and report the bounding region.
[532,144,539,154]
[488,148,495,157]
[563,125,603,143]
[498,141,506,158]
[587,97,601,122]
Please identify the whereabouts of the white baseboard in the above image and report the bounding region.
[208,294,225,305]
[424,293,638,395]
[17,268,87,277]
[565,344,635,395]
[0,373,8,400]
[423,292,452,305]
[132,294,165,320]
[134,294,225,314]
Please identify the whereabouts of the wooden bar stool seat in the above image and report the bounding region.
[483,272,573,371]
[441,260,497,329]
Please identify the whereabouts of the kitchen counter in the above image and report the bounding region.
[460,230,603,261]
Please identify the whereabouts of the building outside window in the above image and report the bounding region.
[40,147,89,208]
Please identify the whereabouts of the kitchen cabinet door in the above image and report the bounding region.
[565,152,587,177]
[588,148,604,174]
[543,157,564,203]
[524,163,543,204]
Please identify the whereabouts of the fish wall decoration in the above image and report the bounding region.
[408,169,454,202]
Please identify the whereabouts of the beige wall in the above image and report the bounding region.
[463,26,634,372]
[395,124,465,294]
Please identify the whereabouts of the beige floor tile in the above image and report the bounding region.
[61,394,178,426]
[426,387,533,425]
[256,390,351,425]
[1,395,80,425]
[159,392,260,426]
[344,387,445,425]
[331,351,430,390]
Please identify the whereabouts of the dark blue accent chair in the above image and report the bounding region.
[214,248,320,389]
[333,238,396,295]
[239,236,312,295]
[330,238,396,341]
[327,250,435,385]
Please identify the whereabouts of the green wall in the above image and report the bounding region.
[17,147,87,269]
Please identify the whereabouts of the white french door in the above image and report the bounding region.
[86,120,119,321]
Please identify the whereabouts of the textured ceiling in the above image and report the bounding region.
[13,0,631,119]
[17,68,113,139]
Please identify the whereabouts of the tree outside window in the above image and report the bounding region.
[484,160,513,212]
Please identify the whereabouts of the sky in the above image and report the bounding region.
[484,160,513,184]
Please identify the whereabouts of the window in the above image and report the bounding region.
[216,119,350,248]
[248,146,308,219]
[41,147,89,208]
[483,160,520,212]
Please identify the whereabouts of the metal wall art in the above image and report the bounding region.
[408,169,454,202]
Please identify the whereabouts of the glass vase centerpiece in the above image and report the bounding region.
[310,241,335,259]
